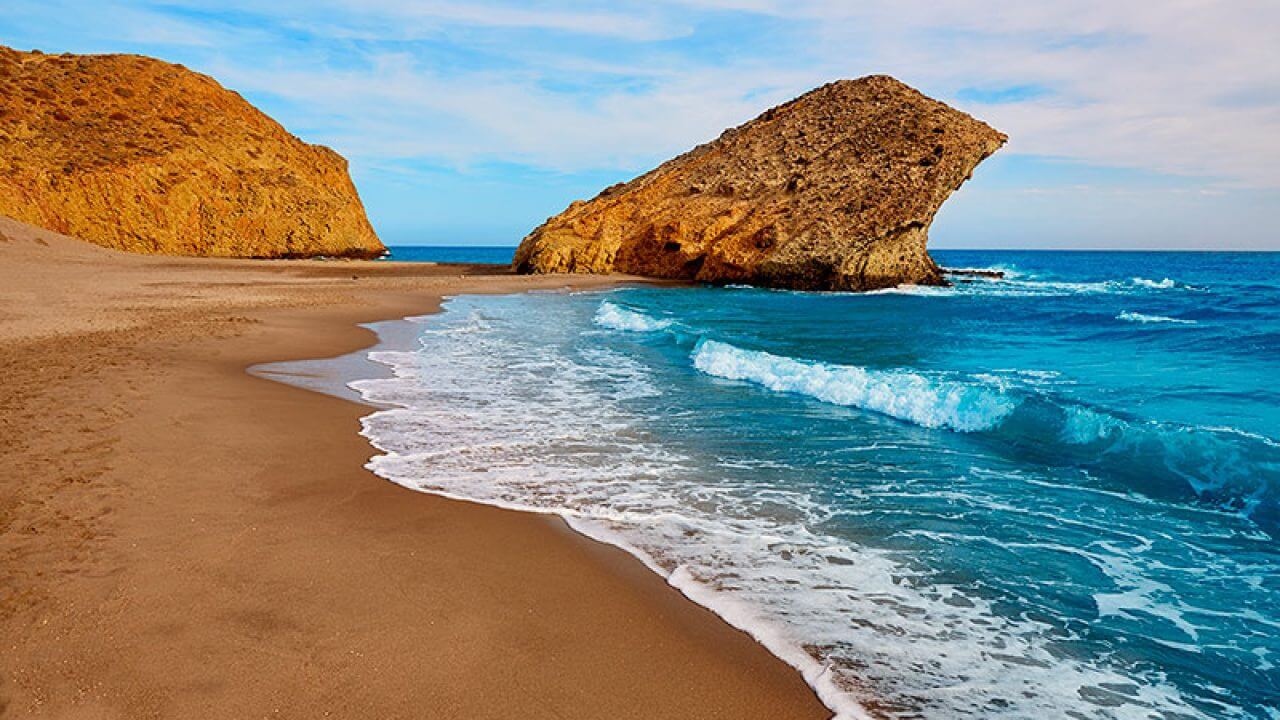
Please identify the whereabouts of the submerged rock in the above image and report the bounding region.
[945,268,1006,279]
[0,46,383,258]
[514,76,1005,290]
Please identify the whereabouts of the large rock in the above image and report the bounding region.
[0,46,383,258]
[514,76,1005,290]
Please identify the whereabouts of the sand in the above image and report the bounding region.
[0,215,830,719]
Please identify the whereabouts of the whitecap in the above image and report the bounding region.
[593,300,674,332]
[1117,311,1197,325]
[343,293,1240,720]
[864,284,957,297]
[690,340,1016,432]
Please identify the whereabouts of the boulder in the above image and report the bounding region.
[514,76,1005,290]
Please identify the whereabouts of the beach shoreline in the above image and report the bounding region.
[257,298,871,718]
[0,216,830,719]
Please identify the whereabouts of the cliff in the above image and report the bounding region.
[514,76,1005,290]
[0,46,384,258]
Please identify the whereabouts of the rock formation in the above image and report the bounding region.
[514,76,1005,290]
[0,46,383,258]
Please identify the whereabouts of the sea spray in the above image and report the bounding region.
[593,300,1278,525]
[594,300,674,332]
[691,339,1016,432]
[1117,310,1197,325]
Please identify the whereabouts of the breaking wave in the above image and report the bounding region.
[1012,401,1280,531]
[864,272,1203,299]
[1131,276,1203,291]
[1116,308,1192,322]
[594,300,674,332]
[588,302,1279,531]
[692,340,1017,432]
[1117,311,1198,325]
[335,275,1280,719]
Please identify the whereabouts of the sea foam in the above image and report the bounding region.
[594,300,673,332]
[1131,276,1177,289]
[341,290,1269,720]
[691,339,1016,432]
[1117,310,1197,325]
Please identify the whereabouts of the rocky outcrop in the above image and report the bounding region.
[514,76,1005,290]
[0,46,383,258]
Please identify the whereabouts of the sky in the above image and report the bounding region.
[3,1,1278,249]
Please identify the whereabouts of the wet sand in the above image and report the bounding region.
[0,215,830,719]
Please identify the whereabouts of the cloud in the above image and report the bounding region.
[4,0,1279,190]
[664,0,1280,185]
[157,0,685,41]
[210,49,814,172]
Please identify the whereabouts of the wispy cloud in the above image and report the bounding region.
[2,0,1277,246]
[7,0,1279,185]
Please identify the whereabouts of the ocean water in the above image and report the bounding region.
[349,251,1279,719]
[383,245,515,264]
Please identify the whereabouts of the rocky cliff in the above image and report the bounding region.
[514,76,1005,290]
[0,46,383,258]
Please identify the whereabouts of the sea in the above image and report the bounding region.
[355,247,1280,718]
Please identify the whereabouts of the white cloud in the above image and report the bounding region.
[8,0,1280,188]
[210,51,812,173]
[675,0,1280,185]
[159,0,684,41]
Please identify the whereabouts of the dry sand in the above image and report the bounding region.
[0,215,830,719]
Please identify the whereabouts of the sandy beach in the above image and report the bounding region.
[0,215,829,719]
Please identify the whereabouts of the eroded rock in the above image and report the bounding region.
[514,76,1005,290]
[0,46,383,258]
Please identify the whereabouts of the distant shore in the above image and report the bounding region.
[0,216,829,719]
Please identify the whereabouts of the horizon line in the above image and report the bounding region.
[386,244,1280,253]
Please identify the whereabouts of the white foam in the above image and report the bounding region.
[726,269,1149,299]
[691,339,1016,432]
[873,276,1126,299]
[593,300,673,332]
[775,271,1206,301]
[945,265,1018,276]
[345,294,1225,720]
[1117,311,1197,325]
[864,284,957,297]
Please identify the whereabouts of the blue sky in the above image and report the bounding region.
[4,1,1278,249]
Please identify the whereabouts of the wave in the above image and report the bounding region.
[589,306,1279,531]
[868,277,1123,299]
[865,273,1202,299]
[1002,402,1280,533]
[341,293,1278,719]
[1131,276,1203,291]
[1117,311,1197,325]
[945,264,1022,278]
[687,341,1279,531]
[596,302,1275,521]
[594,301,673,332]
[1132,277,1177,289]
[691,340,1016,432]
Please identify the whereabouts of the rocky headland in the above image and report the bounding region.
[0,46,383,258]
[514,76,1005,290]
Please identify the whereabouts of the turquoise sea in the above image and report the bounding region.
[383,245,517,264]
[363,248,1279,718]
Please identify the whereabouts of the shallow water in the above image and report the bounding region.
[351,251,1279,718]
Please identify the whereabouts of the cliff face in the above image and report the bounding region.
[0,46,383,258]
[514,76,1005,290]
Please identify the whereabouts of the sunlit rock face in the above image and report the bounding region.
[514,76,1005,291]
[0,46,383,258]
